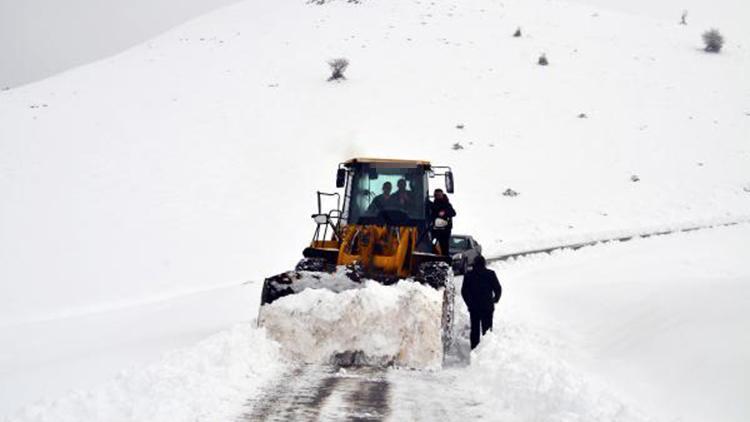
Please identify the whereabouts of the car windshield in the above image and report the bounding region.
[348,165,426,224]
[450,237,469,252]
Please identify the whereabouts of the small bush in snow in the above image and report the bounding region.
[630,175,640,182]
[702,29,724,53]
[327,58,350,81]
[452,142,464,150]
[513,27,522,37]
[679,10,688,25]
[537,53,548,66]
[502,188,519,197]
[327,58,350,80]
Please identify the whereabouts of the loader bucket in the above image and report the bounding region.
[257,262,470,369]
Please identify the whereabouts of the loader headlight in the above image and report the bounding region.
[312,214,329,224]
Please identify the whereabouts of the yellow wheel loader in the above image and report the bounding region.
[258,158,469,368]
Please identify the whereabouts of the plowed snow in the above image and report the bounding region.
[259,279,444,369]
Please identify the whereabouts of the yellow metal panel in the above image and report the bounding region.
[336,224,419,278]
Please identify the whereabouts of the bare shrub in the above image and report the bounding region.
[702,29,724,53]
[513,27,522,37]
[327,58,349,81]
[679,10,687,25]
[538,53,548,66]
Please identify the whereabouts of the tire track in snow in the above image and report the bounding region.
[239,364,390,421]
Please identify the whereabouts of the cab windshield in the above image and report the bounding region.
[348,165,426,225]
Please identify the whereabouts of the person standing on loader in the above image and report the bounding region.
[429,188,456,256]
[461,255,502,349]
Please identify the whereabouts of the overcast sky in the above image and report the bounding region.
[0,0,238,88]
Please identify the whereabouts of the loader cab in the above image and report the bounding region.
[337,158,452,228]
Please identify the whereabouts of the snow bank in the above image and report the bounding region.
[464,324,647,422]
[5,323,283,422]
[259,280,444,369]
[493,224,750,422]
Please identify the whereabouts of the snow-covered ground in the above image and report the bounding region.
[5,223,748,421]
[0,282,262,417]
[469,224,750,422]
[2,0,748,326]
[1,0,749,419]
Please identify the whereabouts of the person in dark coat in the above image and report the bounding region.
[392,178,414,212]
[461,255,502,349]
[428,189,456,256]
[367,181,393,214]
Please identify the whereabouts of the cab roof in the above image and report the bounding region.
[343,157,432,168]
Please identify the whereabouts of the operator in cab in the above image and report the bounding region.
[391,178,414,212]
[367,181,393,214]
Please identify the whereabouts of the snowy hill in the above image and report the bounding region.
[0,0,749,419]
[1,0,748,325]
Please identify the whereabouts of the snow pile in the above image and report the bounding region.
[464,324,648,422]
[5,323,283,422]
[259,280,444,369]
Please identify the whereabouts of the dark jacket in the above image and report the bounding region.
[367,194,391,214]
[461,267,502,312]
[429,198,456,230]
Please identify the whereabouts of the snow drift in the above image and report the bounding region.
[4,323,283,422]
